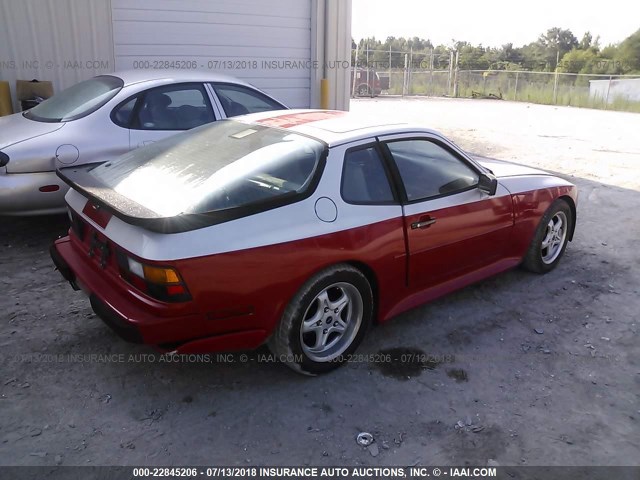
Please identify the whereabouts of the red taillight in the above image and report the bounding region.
[128,273,148,293]
[39,185,60,192]
[115,250,191,303]
[166,285,187,296]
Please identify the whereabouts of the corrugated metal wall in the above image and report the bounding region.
[0,0,114,112]
[0,0,351,112]
[111,0,313,108]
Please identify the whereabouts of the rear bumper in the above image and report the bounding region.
[49,242,78,289]
[50,237,267,353]
[0,171,68,215]
[89,294,143,343]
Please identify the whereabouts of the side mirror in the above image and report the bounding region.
[478,172,498,196]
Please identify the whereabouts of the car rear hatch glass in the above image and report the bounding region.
[58,120,325,233]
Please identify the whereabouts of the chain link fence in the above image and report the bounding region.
[352,49,640,113]
[457,71,640,111]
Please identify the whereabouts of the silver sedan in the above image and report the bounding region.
[0,71,287,215]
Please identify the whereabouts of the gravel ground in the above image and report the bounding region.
[0,97,638,467]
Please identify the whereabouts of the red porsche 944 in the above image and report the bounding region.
[51,110,577,375]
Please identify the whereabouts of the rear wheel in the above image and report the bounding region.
[521,199,573,273]
[357,84,370,96]
[268,264,373,375]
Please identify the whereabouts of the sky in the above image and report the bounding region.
[351,0,640,48]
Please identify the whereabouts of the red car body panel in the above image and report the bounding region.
[509,186,577,257]
[404,194,515,290]
[54,214,407,350]
[52,185,576,354]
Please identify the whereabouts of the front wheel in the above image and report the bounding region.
[521,199,573,274]
[268,264,373,375]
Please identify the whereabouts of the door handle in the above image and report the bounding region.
[411,217,437,229]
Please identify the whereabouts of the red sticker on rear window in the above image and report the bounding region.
[255,111,346,129]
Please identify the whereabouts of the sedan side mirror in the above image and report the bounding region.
[478,172,498,196]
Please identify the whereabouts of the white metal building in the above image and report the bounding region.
[0,0,352,112]
[589,77,640,104]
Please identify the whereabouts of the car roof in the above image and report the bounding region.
[238,109,442,147]
[106,70,255,88]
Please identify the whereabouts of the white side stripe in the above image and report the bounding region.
[65,154,572,262]
[499,175,573,195]
[65,149,403,262]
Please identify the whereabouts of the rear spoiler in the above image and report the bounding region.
[56,164,299,234]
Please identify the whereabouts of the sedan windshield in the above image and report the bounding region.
[86,120,325,217]
[24,76,123,122]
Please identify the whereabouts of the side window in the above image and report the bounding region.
[212,83,285,117]
[341,146,395,204]
[386,140,479,201]
[134,84,215,131]
[111,96,138,128]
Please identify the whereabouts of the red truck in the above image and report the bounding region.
[351,69,390,97]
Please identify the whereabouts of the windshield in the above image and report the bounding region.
[87,120,325,217]
[24,76,123,122]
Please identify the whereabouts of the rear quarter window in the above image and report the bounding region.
[341,146,395,204]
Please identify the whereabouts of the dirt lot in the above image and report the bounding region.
[0,97,638,467]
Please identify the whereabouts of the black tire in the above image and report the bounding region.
[521,199,573,274]
[357,85,370,96]
[268,264,373,375]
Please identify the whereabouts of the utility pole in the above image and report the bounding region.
[429,48,434,96]
[366,44,370,97]
[453,50,459,97]
[408,46,413,95]
[604,75,613,109]
[352,44,358,98]
[447,50,454,96]
[403,53,408,97]
[553,49,560,104]
[389,44,392,82]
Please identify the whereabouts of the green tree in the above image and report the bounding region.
[529,28,579,70]
[558,48,613,74]
[350,28,638,74]
[615,28,640,73]
[579,32,593,50]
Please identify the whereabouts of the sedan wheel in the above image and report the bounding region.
[541,211,568,264]
[522,199,573,273]
[269,264,373,375]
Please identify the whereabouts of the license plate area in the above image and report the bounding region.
[88,230,111,269]
[69,212,120,276]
